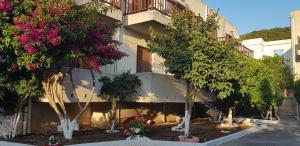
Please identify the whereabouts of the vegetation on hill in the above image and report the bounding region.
[240,27,291,41]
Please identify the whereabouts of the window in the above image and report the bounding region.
[274,49,284,56]
[137,45,152,72]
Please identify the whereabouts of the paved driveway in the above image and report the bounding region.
[220,119,300,146]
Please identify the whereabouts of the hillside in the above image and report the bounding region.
[240,27,291,41]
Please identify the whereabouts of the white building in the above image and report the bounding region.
[291,10,300,80]
[242,38,292,67]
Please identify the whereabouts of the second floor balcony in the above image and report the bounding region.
[123,0,185,36]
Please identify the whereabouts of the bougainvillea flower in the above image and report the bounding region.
[24,45,38,55]
[88,56,100,70]
[0,0,12,12]
[10,63,18,71]
[27,63,37,70]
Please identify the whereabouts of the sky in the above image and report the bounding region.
[204,0,300,35]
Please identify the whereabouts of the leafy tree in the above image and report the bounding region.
[100,72,141,133]
[0,0,126,139]
[240,27,291,41]
[262,56,294,90]
[241,58,284,119]
[149,9,239,137]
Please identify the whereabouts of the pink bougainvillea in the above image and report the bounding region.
[0,0,12,12]
[27,63,37,70]
[88,56,100,70]
[10,63,18,71]
[11,1,126,71]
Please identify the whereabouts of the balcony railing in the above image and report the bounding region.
[238,45,254,58]
[102,0,121,9]
[124,0,185,16]
[217,34,233,42]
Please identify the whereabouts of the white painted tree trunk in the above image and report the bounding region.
[228,107,233,126]
[184,101,193,137]
[110,119,116,131]
[60,118,76,140]
[184,102,189,137]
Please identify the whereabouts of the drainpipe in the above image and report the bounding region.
[290,14,296,79]
[204,4,208,21]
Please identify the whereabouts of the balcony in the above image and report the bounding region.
[76,0,123,21]
[238,45,254,58]
[123,0,185,36]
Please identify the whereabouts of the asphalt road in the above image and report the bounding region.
[220,119,300,146]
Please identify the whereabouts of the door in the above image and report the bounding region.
[137,45,152,72]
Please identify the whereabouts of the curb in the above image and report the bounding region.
[0,125,267,146]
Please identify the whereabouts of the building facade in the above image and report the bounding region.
[242,38,292,67]
[26,0,242,134]
[291,10,300,80]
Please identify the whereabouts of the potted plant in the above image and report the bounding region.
[47,135,62,146]
[125,119,150,140]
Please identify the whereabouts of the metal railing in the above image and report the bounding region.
[124,0,184,16]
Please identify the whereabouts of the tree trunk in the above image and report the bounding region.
[60,118,76,140]
[184,81,194,138]
[45,68,96,140]
[227,107,233,126]
[184,101,193,137]
[109,99,117,132]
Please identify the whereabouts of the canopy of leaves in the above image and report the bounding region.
[149,9,292,113]
[240,27,291,41]
[240,58,283,111]
[261,56,294,89]
[100,72,142,101]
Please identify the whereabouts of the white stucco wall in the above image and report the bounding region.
[242,38,265,59]
[291,10,300,80]
[242,38,292,68]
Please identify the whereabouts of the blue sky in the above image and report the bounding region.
[204,0,300,35]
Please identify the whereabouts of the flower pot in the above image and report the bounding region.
[178,136,199,143]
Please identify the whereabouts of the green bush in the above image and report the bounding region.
[294,80,300,104]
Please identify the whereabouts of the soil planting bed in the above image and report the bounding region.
[0,118,251,146]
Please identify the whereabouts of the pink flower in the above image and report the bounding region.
[18,35,29,45]
[27,63,37,70]
[88,56,100,70]
[0,1,12,12]
[16,24,27,30]
[47,28,61,46]
[24,45,37,55]
[10,63,17,71]
[38,20,46,28]
[30,28,44,41]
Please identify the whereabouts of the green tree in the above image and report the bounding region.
[149,9,243,136]
[241,58,284,119]
[100,72,141,133]
[240,27,291,41]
